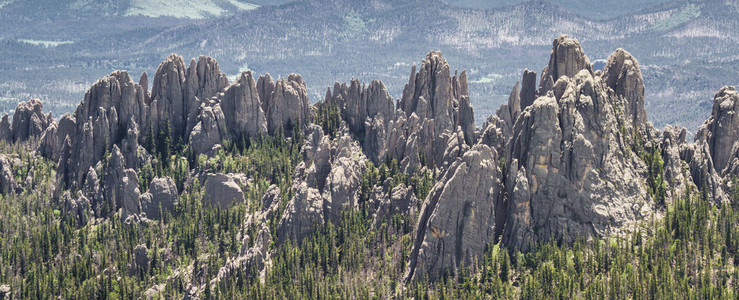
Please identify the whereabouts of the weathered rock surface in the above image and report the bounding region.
[11,99,50,142]
[0,115,10,142]
[0,284,10,299]
[132,244,150,275]
[189,103,229,156]
[323,79,395,162]
[602,49,647,129]
[503,70,651,250]
[265,74,310,134]
[149,54,188,140]
[9,41,739,290]
[370,183,418,228]
[520,69,538,110]
[219,71,268,139]
[140,176,178,220]
[203,173,245,209]
[403,37,666,280]
[405,144,504,282]
[278,126,367,244]
[398,51,475,147]
[185,56,230,135]
[62,191,91,226]
[539,35,593,92]
[699,86,739,174]
[0,155,16,195]
[61,70,148,190]
[333,51,477,174]
[211,224,272,289]
[38,113,76,162]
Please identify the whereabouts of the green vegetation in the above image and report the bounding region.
[651,4,702,32]
[643,146,667,206]
[0,134,737,298]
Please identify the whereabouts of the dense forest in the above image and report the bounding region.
[0,112,737,298]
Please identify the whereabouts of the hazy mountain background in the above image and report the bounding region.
[0,0,737,131]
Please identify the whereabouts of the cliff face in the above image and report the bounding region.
[3,34,734,287]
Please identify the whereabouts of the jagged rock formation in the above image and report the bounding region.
[602,49,647,129]
[219,71,268,139]
[699,86,739,175]
[61,70,147,190]
[9,34,739,293]
[369,182,418,228]
[323,79,395,162]
[0,115,10,142]
[277,125,367,244]
[150,55,229,142]
[321,51,476,174]
[11,99,51,142]
[265,74,311,135]
[397,52,475,156]
[38,114,76,162]
[0,99,51,142]
[189,102,229,156]
[501,71,651,250]
[539,35,593,92]
[61,191,91,226]
[405,144,505,282]
[404,35,665,280]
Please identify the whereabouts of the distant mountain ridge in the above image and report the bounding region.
[0,0,261,20]
[0,0,737,132]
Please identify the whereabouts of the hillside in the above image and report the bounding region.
[445,0,674,19]
[0,33,737,298]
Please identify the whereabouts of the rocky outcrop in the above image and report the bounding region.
[405,144,504,282]
[61,70,148,190]
[61,191,91,226]
[0,155,16,195]
[185,56,230,135]
[140,176,178,220]
[326,79,395,135]
[10,99,50,142]
[132,244,150,275]
[203,173,246,209]
[336,51,477,173]
[278,126,367,244]
[0,284,10,299]
[402,37,662,280]
[257,74,275,115]
[369,182,418,228]
[149,54,188,140]
[211,223,272,289]
[189,103,229,156]
[399,51,475,146]
[38,113,76,162]
[539,35,593,93]
[219,71,268,139]
[602,49,647,129]
[520,69,538,110]
[503,69,651,250]
[699,86,739,174]
[494,82,521,138]
[265,74,310,135]
[323,79,396,162]
[659,126,693,200]
[0,115,10,142]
